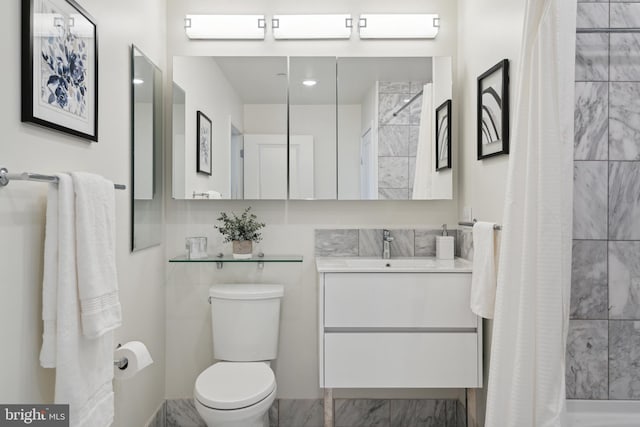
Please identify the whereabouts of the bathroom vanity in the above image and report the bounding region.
[316,257,482,389]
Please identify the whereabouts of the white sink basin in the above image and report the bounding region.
[315,257,472,273]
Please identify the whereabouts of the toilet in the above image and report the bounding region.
[194,284,284,427]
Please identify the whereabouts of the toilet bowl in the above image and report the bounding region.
[195,285,283,427]
[194,362,276,427]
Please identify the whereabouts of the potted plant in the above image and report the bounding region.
[215,207,265,259]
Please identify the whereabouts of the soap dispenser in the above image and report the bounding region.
[436,224,455,260]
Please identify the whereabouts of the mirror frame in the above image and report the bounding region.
[131,45,163,252]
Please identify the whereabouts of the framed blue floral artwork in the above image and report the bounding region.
[21,0,98,141]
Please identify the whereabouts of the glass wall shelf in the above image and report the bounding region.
[169,254,303,269]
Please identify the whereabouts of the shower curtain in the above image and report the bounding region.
[484,0,576,426]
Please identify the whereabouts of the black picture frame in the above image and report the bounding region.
[477,59,509,160]
[196,111,212,176]
[21,0,98,141]
[435,99,452,171]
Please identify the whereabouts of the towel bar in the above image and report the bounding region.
[458,219,502,230]
[0,167,126,190]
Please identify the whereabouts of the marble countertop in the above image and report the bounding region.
[315,257,472,273]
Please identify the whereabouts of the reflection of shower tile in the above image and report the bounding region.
[565,320,608,399]
[408,157,416,189]
[609,241,640,319]
[359,229,383,257]
[379,93,411,125]
[571,240,608,320]
[574,82,608,160]
[379,81,410,93]
[610,321,640,399]
[379,157,409,188]
[573,161,607,239]
[379,126,409,156]
[409,126,419,156]
[314,229,359,257]
[378,188,409,200]
[410,99,422,125]
[335,399,390,427]
[611,34,640,81]
[279,399,324,427]
[609,161,640,240]
[390,399,447,427]
[575,34,608,82]
[410,81,427,94]
[610,83,640,160]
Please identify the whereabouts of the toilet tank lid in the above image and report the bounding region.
[209,284,284,300]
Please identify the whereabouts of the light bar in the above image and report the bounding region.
[358,14,440,39]
[184,14,266,40]
[272,14,352,39]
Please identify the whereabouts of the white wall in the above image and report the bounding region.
[166,0,460,401]
[0,0,167,426]
[173,56,244,199]
[457,0,525,425]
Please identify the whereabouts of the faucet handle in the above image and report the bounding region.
[382,229,394,241]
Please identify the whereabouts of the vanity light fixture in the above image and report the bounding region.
[272,14,352,39]
[302,79,317,87]
[132,78,144,85]
[184,14,266,39]
[358,14,440,39]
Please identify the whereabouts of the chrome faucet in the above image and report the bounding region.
[382,229,394,259]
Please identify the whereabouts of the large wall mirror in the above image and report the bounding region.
[131,46,163,251]
[171,56,452,201]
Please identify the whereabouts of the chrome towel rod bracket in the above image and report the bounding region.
[458,218,502,230]
[0,167,126,190]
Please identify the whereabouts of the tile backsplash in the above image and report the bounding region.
[314,228,465,258]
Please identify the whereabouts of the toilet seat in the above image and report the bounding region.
[195,362,276,410]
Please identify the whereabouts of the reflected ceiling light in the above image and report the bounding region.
[132,78,144,85]
[302,79,317,87]
[358,14,439,39]
[272,14,352,39]
[184,14,266,39]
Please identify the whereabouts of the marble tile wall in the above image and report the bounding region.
[378,81,425,200]
[315,228,462,258]
[567,0,640,401]
[164,398,465,427]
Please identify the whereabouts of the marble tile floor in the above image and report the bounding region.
[162,398,466,427]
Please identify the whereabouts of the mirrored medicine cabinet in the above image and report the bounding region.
[171,55,453,201]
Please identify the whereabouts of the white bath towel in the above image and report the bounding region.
[40,178,61,368]
[470,222,498,319]
[71,172,121,338]
[42,174,115,427]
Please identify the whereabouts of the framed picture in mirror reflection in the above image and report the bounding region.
[435,99,451,171]
[197,110,212,175]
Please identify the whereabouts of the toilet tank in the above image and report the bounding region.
[209,284,284,362]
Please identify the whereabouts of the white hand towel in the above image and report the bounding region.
[50,174,115,427]
[71,172,122,338]
[40,180,60,368]
[470,222,498,319]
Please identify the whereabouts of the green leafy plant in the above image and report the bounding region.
[215,207,265,243]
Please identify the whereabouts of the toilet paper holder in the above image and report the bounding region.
[114,343,128,370]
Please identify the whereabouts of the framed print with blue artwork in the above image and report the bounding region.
[21,0,98,141]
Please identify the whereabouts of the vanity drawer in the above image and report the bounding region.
[324,273,476,328]
[324,332,479,388]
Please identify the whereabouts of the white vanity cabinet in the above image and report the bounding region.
[316,258,482,389]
